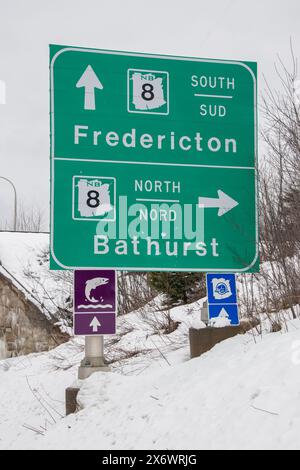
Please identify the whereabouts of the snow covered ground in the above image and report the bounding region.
[1,313,300,450]
[1,232,299,449]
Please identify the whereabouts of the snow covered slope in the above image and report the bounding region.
[0,231,72,320]
[1,319,300,450]
[0,232,49,292]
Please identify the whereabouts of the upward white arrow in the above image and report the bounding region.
[76,65,103,110]
[198,190,239,217]
[89,316,101,333]
[219,307,230,319]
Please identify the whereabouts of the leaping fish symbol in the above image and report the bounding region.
[85,277,109,303]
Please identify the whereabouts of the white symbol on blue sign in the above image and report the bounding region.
[208,305,239,327]
[212,277,232,300]
[206,274,239,327]
[207,274,237,304]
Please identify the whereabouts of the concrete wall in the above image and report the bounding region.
[189,324,250,359]
[0,273,68,359]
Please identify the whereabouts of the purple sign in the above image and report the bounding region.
[74,313,116,336]
[74,269,116,313]
[74,270,116,336]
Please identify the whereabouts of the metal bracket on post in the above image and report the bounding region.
[200,300,209,326]
[78,336,110,380]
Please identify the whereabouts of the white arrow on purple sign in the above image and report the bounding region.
[90,316,101,332]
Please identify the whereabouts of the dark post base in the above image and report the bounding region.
[189,325,244,359]
[65,386,80,416]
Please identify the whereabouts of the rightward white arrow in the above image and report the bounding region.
[89,316,101,332]
[76,65,103,110]
[198,190,239,217]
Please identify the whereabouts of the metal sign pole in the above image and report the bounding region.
[0,176,17,230]
[73,269,116,380]
[85,335,104,360]
[78,335,109,380]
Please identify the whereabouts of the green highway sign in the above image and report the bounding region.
[50,45,258,272]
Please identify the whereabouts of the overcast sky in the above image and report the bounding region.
[0,0,299,230]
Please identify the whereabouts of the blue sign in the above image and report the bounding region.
[208,304,239,326]
[206,273,237,304]
[206,273,239,326]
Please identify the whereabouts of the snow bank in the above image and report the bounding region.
[109,297,205,368]
[0,232,71,318]
[46,321,300,450]
[1,319,300,450]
